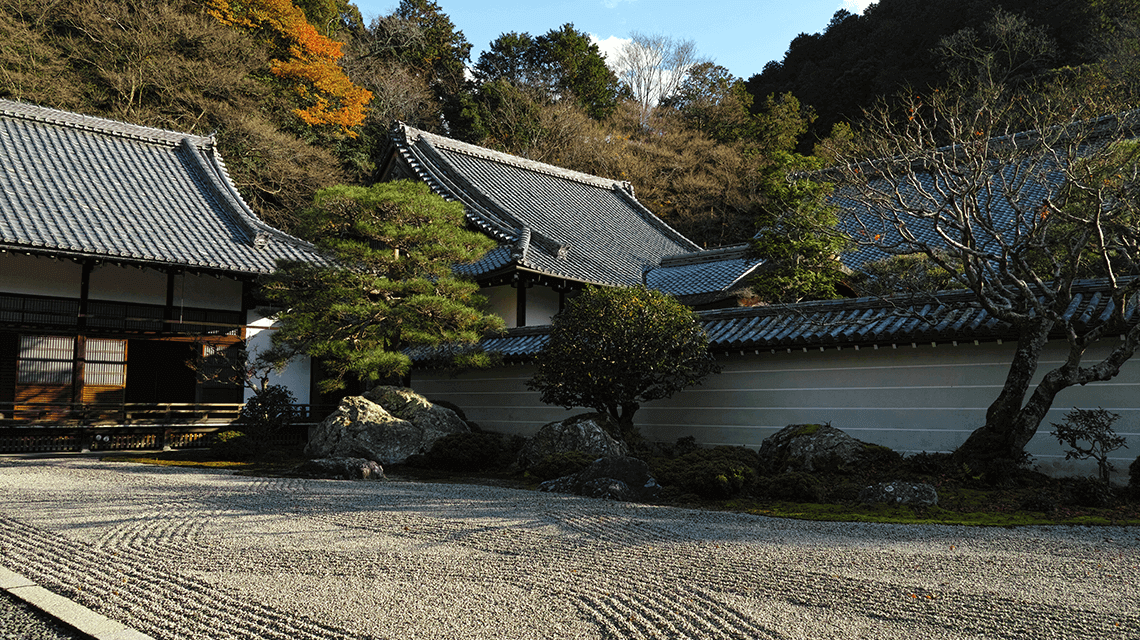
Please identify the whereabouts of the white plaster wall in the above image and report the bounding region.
[411,339,1140,481]
[1,255,244,311]
[89,264,167,304]
[244,310,311,405]
[480,284,561,327]
[526,286,561,326]
[0,253,82,297]
[482,285,516,327]
[91,267,243,310]
[179,274,243,311]
[412,363,576,434]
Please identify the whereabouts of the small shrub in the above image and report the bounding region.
[211,430,258,461]
[859,444,903,471]
[651,446,759,500]
[904,451,955,476]
[237,385,298,442]
[673,436,698,456]
[1050,407,1128,484]
[413,432,520,472]
[758,472,825,503]
[1019,492,1057,514]
[1062,477,1116,509]
[685,460,752,499]
[526,451,597,482]
[827,481,862,503]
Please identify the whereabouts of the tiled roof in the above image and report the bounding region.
[410,279,1138,365]
[832,111,1140,272]
[645,244,764,300]
[0,100,328,275]
[833,164,1056,271]
[384,123,703,287]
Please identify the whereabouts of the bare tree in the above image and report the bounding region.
[614,32,706,125]
[818,82,1140,473]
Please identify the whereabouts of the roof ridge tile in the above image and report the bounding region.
[400,123,625,191]
[0,99,210,148]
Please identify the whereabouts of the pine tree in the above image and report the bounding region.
[260,181,502,391]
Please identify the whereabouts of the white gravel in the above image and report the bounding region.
[0,457,1137,639]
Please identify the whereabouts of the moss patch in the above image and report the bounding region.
[101,448,305,477]
[791,424,822,437]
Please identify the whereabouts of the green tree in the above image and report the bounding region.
[527,286,719,441]
[531,23,623,120]
[660,62,754,143]
[392,0,471,128]
[849,252,965,297]
[463,23,622,148]
[260,181,503,391]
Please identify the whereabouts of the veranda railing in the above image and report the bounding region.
[0,402,336,453]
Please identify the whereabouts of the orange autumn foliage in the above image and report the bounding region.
[207,0,370,135]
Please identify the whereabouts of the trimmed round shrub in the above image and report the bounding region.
[651,446,760,500]
[211,430,258,461]
[236,385,298,440]
[1062,477,1116,509]
[526,451,598,482]
[412,432,522,472]
[758,472,826,503]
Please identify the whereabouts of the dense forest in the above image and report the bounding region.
[746,0,1140,145]
[1,0,1137,255]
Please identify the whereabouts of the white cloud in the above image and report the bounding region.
[589,34,630,70]
[841,0,877,13]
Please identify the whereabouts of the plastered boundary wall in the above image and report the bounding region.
[411,339,1140,480]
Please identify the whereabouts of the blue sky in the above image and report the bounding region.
[353,0,877,80]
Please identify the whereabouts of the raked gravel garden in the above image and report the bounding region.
[0,456,1137,639]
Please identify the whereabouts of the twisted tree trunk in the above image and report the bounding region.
[956,316,1140,478]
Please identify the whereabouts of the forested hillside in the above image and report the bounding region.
[1,0,1136,257]
[746,0,1140,146]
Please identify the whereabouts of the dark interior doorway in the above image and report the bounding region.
[124,340,197,404]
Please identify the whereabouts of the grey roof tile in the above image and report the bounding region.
[386,124,721,288]
[411,278,1137,364]
[645,244,764,298]
[0,100,328,275]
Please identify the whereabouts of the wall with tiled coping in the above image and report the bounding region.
[410,339,1140,481]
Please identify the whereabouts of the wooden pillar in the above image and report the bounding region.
[72,261,93,407]
[164,270,177,334]
[515,276,527,327]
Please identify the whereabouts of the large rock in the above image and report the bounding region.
[757,423,878,474]
[859,481,939,507]
[293,457,386,480]
[516,413,628,470]
[540,456,661,502]
[305,387,468,464]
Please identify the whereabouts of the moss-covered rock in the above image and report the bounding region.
[515,414,628,471]
[757,423,894,475]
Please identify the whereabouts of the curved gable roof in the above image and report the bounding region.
[386,123,701,287]
[0,100,327,275]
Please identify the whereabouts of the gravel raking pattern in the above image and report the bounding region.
[0,459,1137,639]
